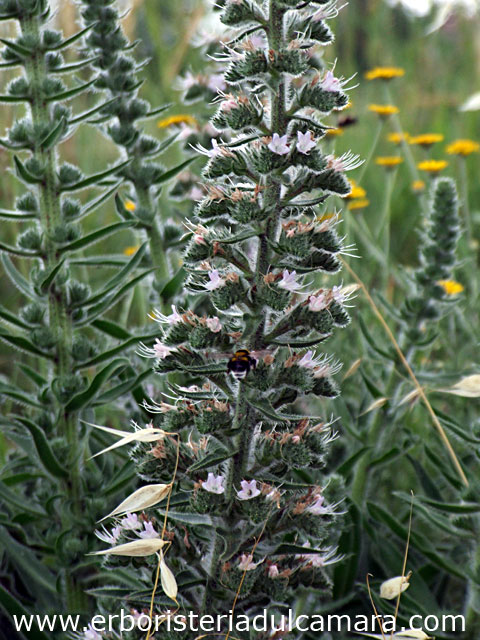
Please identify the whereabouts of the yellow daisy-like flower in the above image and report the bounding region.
[124,245,140,257]
[316,213,336,222]
[125,199,137,212]
[365,66,405,81]
[437,279,464,296]
[345,179,366,200]
[368,104,399,118]
[375,156,403,168]
[446,139,480,156]
[157,114,198,128]
[388,132,409,144]
[417,160,448,173]
[325,127,344,137]
[409,133,444,147]
[347,199,370,210]
[412,180,426,192]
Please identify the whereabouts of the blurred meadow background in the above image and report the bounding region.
[0,0,479,635]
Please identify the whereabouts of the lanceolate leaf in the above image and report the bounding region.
[45,79,95,102]
[58,221,133,253]
[65,358,129,411]
[154,157,197,185]
[0,584,52,640]
[75,334,156,369]
[0,305,30,330]
[15,417,68,479]
[0,208,36,220]
[59,159,132,192]
[0,333,53,360]
[1,255,40,301]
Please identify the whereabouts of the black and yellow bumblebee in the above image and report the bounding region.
[227,349,258,380]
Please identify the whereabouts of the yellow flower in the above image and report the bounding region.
[365,66,405,81]
[412,180,426,192]
[388,132,409,144]
[157,114,197,128]
[437,279,464,296]
[325,127,344,137]
[368,104,399,118]
[409,133,444,147]
[124,245,140,257]
[417,160,448,173]
[446,139,480,156]
[125,199,137,212]
[375,156,403,168]
[345,179,367,199]
[347,199,370,210]
[316,213,337,222]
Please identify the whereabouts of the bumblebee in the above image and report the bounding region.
[227,349,258,380]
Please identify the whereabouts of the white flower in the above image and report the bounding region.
[301,544,344,567]
[331,285,346,304]
[268,564,280,578]
[308,293,328,312]
[238,553,262,571]
[297,350,316,368]
[149,305,182,325]
[84,625,102,640]
[250,33,266,48]
[207,73,226,93]
[94,525,122,545]
[120,513,142,531]
[137,522,160,539]
[189,186,204,201]
[202,473,225,494]
[312,1,345,22]
[237,479,261,500]
[296,131,316,154]
[206,316,222,333]
[278,269,307,293]
[326,150,363,172]
[268,133,290,155]
[321,70,343,92]
[196,138,223,159]
[205,269,226,291]
[307,496,344,516]
[153,339,175,359]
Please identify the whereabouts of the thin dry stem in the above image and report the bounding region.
[341,258,468,487]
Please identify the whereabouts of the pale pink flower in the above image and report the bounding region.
[277,270,306,293]
[137,522,160,539]
[84,625,102,640]
[268,133,290,155]
[221,98,239,112]
[237,479,261,500]
[94,525,122,545]
[189,186,204,201]
[207,73,226,93]
[121,513,142,531]
[268,564,280,578]
[153,339,175,359]
[308,294,328,312]
[296,130,316,154]
[202,473,225,494]
[206,317,222,333]
[331,285,346,304]
[297,350,317,368]
[149,305,182,325]
[326,150,363,172]
[205,269,226,291]
[238,553,261,571]
[321,70,343,92]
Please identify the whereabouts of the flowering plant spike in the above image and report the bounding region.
[97,0,357,631]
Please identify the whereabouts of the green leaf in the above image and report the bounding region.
[274,543,326,556]
[39,116,66,150]
[15,417,68,479]
[358,315,395,361]
[0,383,43,409]
[154,157,197,185]
[19,364,47,388]
[159,267,186,301]
[0,527,57,594]
[60,159,131,192]
[0,584,52,640]
[101,461,136,497]
[78,269,158,326]
[51,55,99,74]
[1,255,40,301]
[337,447,371,476]
[0,333,53,360]
[80,182,120,219]
[58,221,133,253]
[0,240,37,257]
[216,230,260,244]
[0,208,36,221]
[0,481,46,518]
[409,494,480,515]
[46,24,94,51]
[0,95,29,103]
[75,332,155,369]
[435,408,480,444]
[13,155,42,184]
[39,257,65,292]
[156,510,214,527]
[80,243,147,306]
[0,37,32,57]
[92,319,131,340]
[188,448,236,472]
[65,358,128,411]
[69,96,120,126]
[115,194,135,221]
[142,104,172,120]
[0,305,30,330]
[45,79,95,102]
[93,368,151,406]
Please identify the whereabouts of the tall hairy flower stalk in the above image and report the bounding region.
[95,0,357,632]
[79,0,196,308]
[0,0,155,617]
